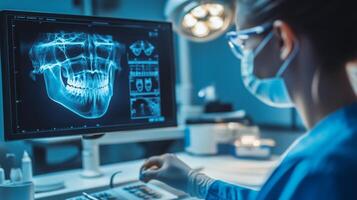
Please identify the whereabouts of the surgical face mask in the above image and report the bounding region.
[228,28,299,108]
[346,64,357,96]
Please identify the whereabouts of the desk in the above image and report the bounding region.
[35,153,279,200]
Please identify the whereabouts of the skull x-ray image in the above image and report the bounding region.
[6,13,176,136]
[29,32,124,119]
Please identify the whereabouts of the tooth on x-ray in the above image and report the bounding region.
[129,40,155,56]
[145,78,152,92]
[136,79,144,92]
[29,32,125,119]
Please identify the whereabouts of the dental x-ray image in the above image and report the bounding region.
[136,78,144,92]
[130,76,159,95]
[129,40,155,56]
[127,39,161,120]
[29,32,124,119]
[5,13,175,136]
[130,98,161,118]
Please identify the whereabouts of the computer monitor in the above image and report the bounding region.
[0,10,177,141]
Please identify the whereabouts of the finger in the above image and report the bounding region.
[141,156,163,171]
[140,156,163,172]
[139,168,163,183]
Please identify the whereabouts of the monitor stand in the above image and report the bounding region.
[79,127,184,179]
[81,134,104,178]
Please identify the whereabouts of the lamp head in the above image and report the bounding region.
[165,0,235,42]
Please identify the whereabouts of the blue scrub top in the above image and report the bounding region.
[206,103,357,200]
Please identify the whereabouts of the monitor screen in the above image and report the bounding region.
[0,11,177,140]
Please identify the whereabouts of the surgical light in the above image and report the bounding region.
[206,3,224,16]
[192,21,210,37]
[182,13,197,28]
[208,16,224,30]
[165,0,236,42]
[191,5,208,19]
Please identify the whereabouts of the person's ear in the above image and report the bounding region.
[273,20,297,60]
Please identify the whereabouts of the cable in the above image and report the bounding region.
[109,170,122,188]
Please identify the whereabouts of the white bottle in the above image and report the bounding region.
[7,153,23,182]
[22,151,33,182]
[0,165,5,184]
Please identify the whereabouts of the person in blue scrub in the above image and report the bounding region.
[139,0,357,199]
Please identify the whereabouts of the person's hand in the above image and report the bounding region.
[139,153,192,192]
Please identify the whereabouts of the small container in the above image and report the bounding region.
[7,154,23,183]
[233,136,276,159]
[0,165,5,185]
[185,112,255,155]
[0,181,34,200]
[22,151,33,182]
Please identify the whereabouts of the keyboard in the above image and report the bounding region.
[67,181,178,200]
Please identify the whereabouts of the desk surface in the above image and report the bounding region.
[35,153,279,200]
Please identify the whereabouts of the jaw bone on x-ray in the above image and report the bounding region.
[29,32,124,119]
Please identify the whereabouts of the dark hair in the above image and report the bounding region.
[237,0,357,70]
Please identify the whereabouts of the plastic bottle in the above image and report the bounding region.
[7,153,23,182]
[0,165,5,184]
[22,151,33,182]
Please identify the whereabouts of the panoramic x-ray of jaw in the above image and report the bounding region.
[29,32,125,119]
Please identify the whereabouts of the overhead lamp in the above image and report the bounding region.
[165,0,236,42]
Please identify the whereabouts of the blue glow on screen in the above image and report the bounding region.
[29,32,124,119]
[2,14,175,135]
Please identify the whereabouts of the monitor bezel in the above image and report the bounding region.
[0,10,177,141]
